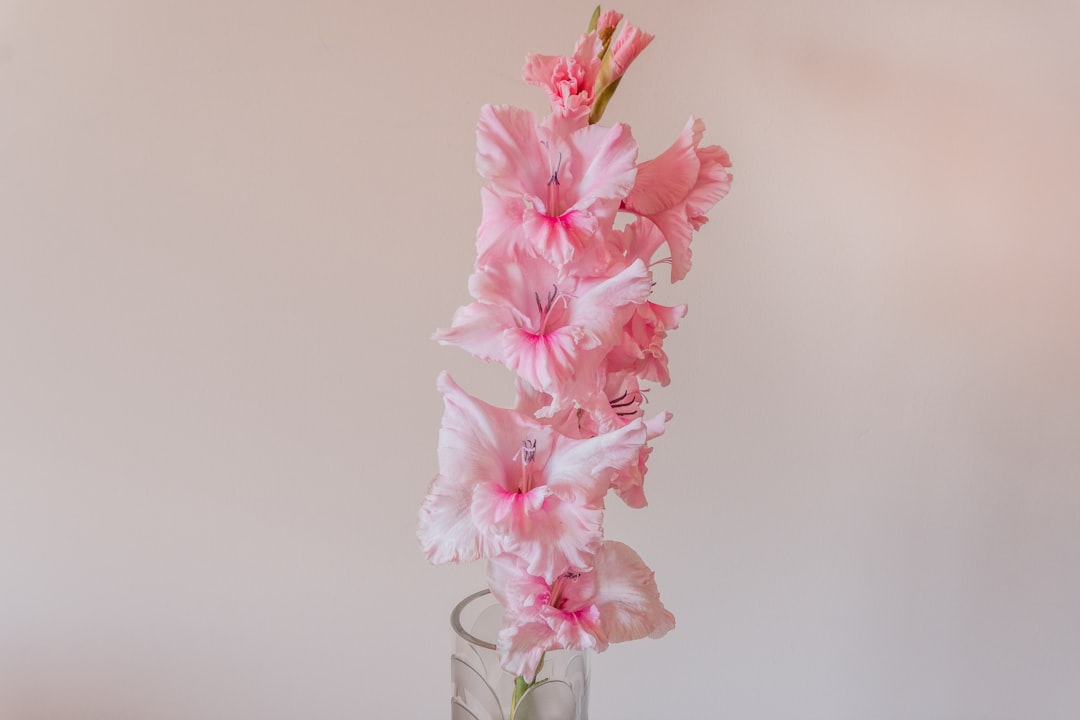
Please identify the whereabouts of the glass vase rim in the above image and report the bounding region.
[450,588,498,651]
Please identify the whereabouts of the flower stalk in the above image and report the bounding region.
[421,3,733,704]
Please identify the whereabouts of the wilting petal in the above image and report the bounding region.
[591,541,675,643]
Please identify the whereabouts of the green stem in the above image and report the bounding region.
[508,653,547,720]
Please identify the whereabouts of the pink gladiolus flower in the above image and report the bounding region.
[605,299,688,387]
[418,373,648,582]
[488,541,676,678]
[475,104,638,270]
[522,32,603,121]
[623,116,733,281]
[433,255,652,401]
[424,8,732,691]
[512,372,668,509]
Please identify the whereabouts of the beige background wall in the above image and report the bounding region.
[2,1,1078,718]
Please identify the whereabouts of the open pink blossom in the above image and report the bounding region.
[488,541,676,678]
[417,373,647,581]
[623,116,733,281]
[433,255,652,401]
[475,104,638,270]
[512,373,668,509]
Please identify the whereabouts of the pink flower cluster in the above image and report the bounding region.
[419,8,731,680]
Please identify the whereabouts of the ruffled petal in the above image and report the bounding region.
[499,492,605,583]
[544,419,647,503]
[432,301,514,364]
[570,258,653,348]
[417,473,488,564]
[591,541,675,643]
[487,553,550,616]
[419,373,538,564]
[624,117,702,216]
[609,411,670,509]
[476,105,550,195]
[503,325,587,395]
[497,618,555,679]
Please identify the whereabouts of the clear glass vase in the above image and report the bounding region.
[450,589,590,720]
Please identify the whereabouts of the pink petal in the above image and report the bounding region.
[497,619,555,679]
[685,142,734,221]
[564,122,638,209]
[570,258,653,348]
[544,419,647,503]
[498,492,605,583]
[609,411,671,509]
[476,187,528,268]
[467,252,561,321]
[545,602,605,653]
[608,22,654,79]
[487,553,550,616]
[476,105,550,196]
[520,205,599,268]
[595,9,624,36]
[418,373,539,564]
[417,472,488,564]
[624,117,702,216]
[434,373,543,492]
[591,541,675,644]
[617,216,667,266]
[432,301,514,364]
[503,325,588,395]
[649,206,695,283]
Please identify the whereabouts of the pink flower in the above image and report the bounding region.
[512,373,668,509]
[600,21,654,88]
[433,255,652,401]
[475,104,638,270]
[417,373,648,582]
[488,541,676,678]
[522,32,603,121]
[623,116,733,281]
[605,299,688,387]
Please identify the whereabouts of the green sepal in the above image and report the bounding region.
[587,5,601,33]
[589,76,622,125]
